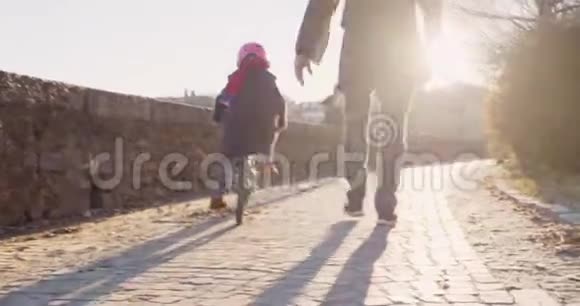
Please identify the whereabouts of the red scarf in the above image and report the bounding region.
[224,55,270,97]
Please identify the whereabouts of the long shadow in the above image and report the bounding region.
[0,216,233,306]
[322,226,391,305]
[253,220,358,306]
[0,183,325,306]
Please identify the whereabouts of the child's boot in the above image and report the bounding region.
[209,197,227,210]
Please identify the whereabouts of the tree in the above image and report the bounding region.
[452,0,580,27]
[448,0,580,78]
[464,1,580,172]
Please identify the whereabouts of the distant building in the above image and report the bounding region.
[407,83,487,144]
[288,102,326,124]
[184,89,196,99]
[156,89,213,108]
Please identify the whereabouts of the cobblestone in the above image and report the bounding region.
[0,167,561,305]
[447,162,580,305]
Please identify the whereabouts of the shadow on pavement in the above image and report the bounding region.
[253,220,358,306]
[322,226,391,305]
[0,183,326,306]
[0,216,234,306]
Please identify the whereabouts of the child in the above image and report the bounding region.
[210,42,287,210]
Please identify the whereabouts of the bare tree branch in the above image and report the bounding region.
[456,6,537,22]
[555,3,580,14]
[451,0,580,22]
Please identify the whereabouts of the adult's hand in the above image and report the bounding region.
[294,54,313,86]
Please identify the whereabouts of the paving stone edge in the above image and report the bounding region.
[493,179,580,225]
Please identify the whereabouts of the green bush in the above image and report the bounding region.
[486,23,580,174]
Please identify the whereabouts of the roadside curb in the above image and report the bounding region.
[493,179,580,225]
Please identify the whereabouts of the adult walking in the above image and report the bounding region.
[294,0,442,225]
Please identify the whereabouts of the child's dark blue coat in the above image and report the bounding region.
[214,67,286,158]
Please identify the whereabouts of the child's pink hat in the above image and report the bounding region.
[237,42,268,67]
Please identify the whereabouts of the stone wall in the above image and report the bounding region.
[0,71,340,226]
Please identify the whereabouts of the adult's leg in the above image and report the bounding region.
[342,85,372,213]
[373,76,416,220]
[339,29,373,213]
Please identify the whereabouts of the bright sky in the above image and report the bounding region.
[0,0,481,102]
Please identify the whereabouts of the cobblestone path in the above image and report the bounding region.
[0,168,560,305]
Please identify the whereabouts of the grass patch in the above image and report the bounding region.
[495,159,540,198]
[497,156,580,208]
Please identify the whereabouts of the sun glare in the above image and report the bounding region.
[424,31,471,90]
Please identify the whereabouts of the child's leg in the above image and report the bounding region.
[209,162,228,209]
[234,156,258,194]
[252,153,278,188]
